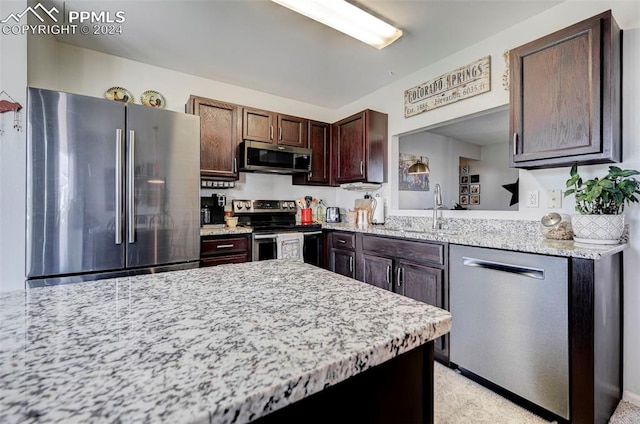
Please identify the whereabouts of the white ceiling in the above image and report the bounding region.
[45,0,562,108]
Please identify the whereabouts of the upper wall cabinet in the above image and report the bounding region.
[293,120,332,186]
[509,10,621,169]
[242,107,307,147]
[187,96,240,181]
[332,110,388,184]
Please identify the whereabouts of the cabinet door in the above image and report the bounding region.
[277,114,307,147]
[330,248,356,279]
[334,111,366,183]
[293,120,331,186]
[396,260,444,308]
[190,97,240,180]
[243,107,274,143]
[361,254,392,291]
[510,11,620,168]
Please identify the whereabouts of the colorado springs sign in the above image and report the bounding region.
[404,56,491,118]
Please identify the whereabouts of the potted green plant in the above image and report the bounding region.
[564,164,640,244]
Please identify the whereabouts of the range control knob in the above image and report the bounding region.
[244,201,252,210]
[235,202,242,210]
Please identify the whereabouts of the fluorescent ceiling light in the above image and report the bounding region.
[271,0,403,49]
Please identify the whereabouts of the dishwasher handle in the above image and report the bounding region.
[462,257,545,280]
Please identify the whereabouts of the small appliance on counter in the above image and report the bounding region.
[201,194,226,226]
[325,207,341,223]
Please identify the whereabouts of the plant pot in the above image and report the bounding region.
[571,214,624,245]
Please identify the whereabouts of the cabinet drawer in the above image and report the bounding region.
[201,236,249,257]
[200,253,249,268]
[361,235,444,266]
[330,232,356,250]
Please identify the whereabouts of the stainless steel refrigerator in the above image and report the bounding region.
[26,87,201,286]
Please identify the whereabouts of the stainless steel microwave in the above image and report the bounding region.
[239,140,312,174]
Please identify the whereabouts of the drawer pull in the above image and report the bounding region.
[217,244,235,249]
[338,239,346,244]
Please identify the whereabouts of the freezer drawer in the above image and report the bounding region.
[449,245,569,419]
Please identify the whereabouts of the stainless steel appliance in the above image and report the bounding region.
[238,140,312,174]
[325,207,341,223]
[232,199,322,266]
[26,87,201,286]
[449,245,569,419]
[201,194,226,226]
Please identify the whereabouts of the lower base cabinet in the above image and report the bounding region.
[200,234,251,267]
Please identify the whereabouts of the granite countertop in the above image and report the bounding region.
[200,226,253,236]
[323,219,627,260]
[0,260,451,424]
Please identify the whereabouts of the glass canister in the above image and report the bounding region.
[540,213,573,240]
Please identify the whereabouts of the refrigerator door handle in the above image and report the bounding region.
[127,130,136,244]
[115,129,124,245]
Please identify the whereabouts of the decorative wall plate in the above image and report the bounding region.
[105,87,134,103]
[140,90,166,109]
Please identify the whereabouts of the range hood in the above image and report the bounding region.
[239,140,312,174]
[339,182,382,192]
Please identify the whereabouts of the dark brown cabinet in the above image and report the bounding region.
[200,234,251,267]
[187,96,240,181]
[293,120,332,186]
[332,110,387,184]
[509,10,621,169]
[242,107,307,147]
[327,231,357,279]
[359,234,448,361]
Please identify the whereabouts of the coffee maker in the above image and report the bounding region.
[201,194,226,226]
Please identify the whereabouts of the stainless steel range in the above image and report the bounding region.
[232,200,323,266]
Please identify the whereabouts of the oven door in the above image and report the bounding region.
[252,233,277,261]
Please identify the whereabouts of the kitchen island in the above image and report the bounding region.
[0,260,451,423]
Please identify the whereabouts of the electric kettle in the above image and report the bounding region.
[325,207,341,223]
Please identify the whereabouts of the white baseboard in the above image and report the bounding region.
[623,390,640,407]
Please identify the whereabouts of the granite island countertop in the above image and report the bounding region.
[0,260,451,424]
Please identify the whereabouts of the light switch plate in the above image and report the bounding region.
[547,190,562,208]
[526,190,539,208]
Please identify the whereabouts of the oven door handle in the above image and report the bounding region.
[303,231,323,236]
[253,234,278,240]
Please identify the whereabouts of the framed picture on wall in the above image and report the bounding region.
[399,153,430,191]
[460,175,470,184]
[460,165,470,174]
[459,185,469,195]
[460,195,469,205]
[470,174,480,183]
[470,184,480,194]
[470,195,480,205]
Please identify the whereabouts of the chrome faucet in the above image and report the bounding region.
[432,183,443,229]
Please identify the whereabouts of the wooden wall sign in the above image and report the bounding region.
[404,56,491,118]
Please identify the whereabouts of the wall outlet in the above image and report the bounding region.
[526,190,539,207]
[547,190,562,208]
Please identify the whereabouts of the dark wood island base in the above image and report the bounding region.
[255,342,435,424]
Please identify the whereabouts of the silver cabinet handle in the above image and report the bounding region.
[216,244,234,249]
[127,130,136,244]
[513,132,517,155]
[462,257,544,280]
[309,171,313,179]
[386,265,391,286]
[360,161,364,175]
[278,126,282,141]
[349,256,354,273]
[270,126,273,140]
[115,129,123,245]
[396,267,403,287]
[338,239,346,244]
[233,157,237,173]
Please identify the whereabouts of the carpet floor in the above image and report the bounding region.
[434,363,554,424]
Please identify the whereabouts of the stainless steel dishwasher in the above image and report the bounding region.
[449,245,569,420]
